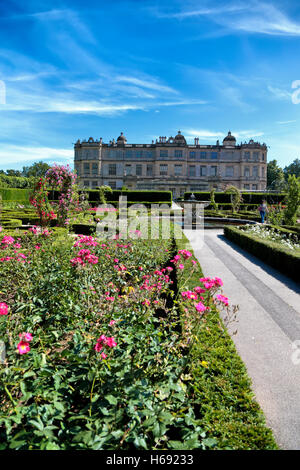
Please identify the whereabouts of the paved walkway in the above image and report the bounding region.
[184,228,300,450]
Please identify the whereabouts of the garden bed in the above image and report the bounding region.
[0,223,277,450]
[224,225,300,282]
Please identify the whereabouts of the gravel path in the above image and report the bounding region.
[184,228,300,450]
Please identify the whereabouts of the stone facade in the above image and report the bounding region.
[74,131,267,198]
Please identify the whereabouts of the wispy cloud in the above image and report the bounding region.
[183,128,264,141]
[268,85,292,101]
[115,76,178,94]
[276,120,296,124]
[0,145,73,166]
[154,1,300,37]
[154,3,247,19]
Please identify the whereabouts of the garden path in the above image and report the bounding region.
[184,228,300,450]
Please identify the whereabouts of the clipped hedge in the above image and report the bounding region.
[0,188,31,202]
[48,190,172,204]
[224,226,300,282]
[184,192,286,204]
[0,218,22,227]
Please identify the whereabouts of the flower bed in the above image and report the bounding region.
[224,225,300,282]
[0,225,277,449]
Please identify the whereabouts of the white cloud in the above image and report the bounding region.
[115,76,178,94]
[183,128,264,141]
[276,120,296,124]
[155,1,300,37]
[0,145,73,165]
[268,85,292,101]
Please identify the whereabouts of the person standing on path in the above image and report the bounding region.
[258,200,268,223]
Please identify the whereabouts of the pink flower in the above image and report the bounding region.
[100,352,107,360]
[106,337,117,348]
[94,342,103,352]
[109,320,116,326]
[0,303,8,315]
[194,286,206,294]
[17,341,30,355]
[216,294,229,306]
[178,264,184,270]
[19,332,33,342]
[195,301,207,312]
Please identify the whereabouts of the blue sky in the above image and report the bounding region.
[1,0,300,170]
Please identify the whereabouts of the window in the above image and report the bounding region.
[84,163,90,175]
[125,150,132,159]
[252,184,258,190]
[210,166,217,176]
[84,180,90,187]
[160,164,168,176]
[136,164,142,176]
[253,152,259,161]
[262,153,265,161]
[109,181,116,189]
[189,151,196,159]
[160,150,168,158]
[92,180,98,188]
[92,163,98,175]
[146,165,153,176]
[136,151,143,158]
[253,166,258,177]
[180,188,185,197]
[244,184,250,190]
[125,164,132,176]
[211,152,218,160]
[174,165,182,176]
[189,165,196,177]
[200,152,207,159]
[262,166,265,177]
[225,166,234,177]
[175,150,183,158]
[244,167,250,177]
[244,151,250,160]
[200,166,207,176]
[109,164,116,176]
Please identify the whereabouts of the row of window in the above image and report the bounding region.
[82,180,262,192]
[76,149,265,161]
[79,163,265,178]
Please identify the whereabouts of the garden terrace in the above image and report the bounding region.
[0,222,277,450]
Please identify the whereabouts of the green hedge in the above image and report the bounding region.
[175,233,277,449]
[224,226,300,282]
[0,218,22,227]
[184,192,286,204]
[0,188,31,202]
[48,190,172,204]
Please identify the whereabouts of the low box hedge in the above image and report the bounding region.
[0,188,31,202]
[184,191,286,204]
[224,226,300,282]
[0,218,23,227]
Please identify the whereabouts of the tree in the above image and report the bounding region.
[267,160,285,190]
[284,158,300,180]
[284,175,300,225]
[6,169,22,177]
[22,161,51,178]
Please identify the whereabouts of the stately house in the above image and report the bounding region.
[74,131,267,198]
